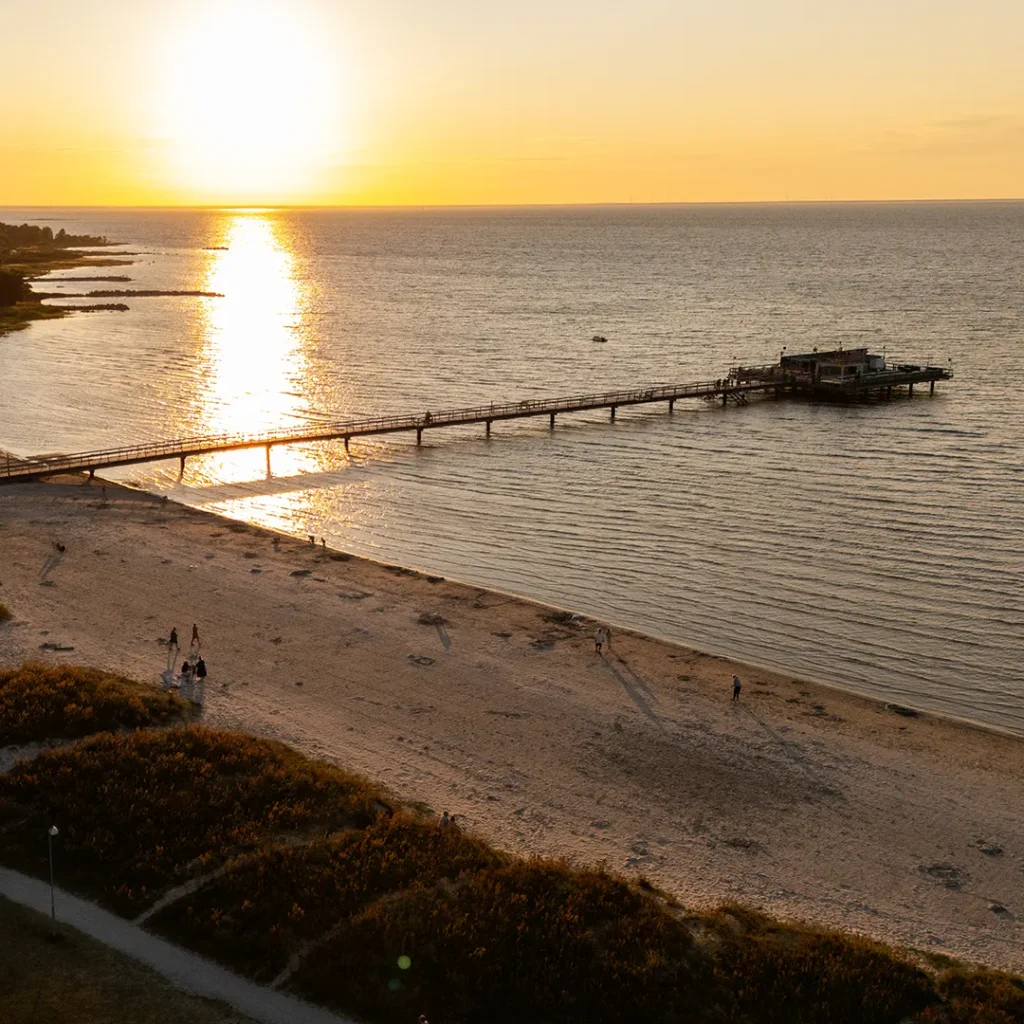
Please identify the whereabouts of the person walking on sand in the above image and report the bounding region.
[168,627,179,653]
[594,627,606,654]
[190,622,201,650]
[195,656,207,684]
[732,674,742,701]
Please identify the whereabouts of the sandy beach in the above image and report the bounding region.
[0,475,1021,973]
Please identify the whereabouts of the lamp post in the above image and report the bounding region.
[47,825,59,934]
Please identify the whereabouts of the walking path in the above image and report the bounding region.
[0,869,357,1024]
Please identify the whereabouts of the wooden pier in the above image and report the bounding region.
[0,358,952,485]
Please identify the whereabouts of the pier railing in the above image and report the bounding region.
[0,365,951,483]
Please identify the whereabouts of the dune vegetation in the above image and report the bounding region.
[0,727,388,914]
[0,662,190,744]
[0,711,1020,1023]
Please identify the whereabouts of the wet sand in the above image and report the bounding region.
[0,476,1021,972]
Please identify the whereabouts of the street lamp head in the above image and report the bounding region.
[48,825,59,837]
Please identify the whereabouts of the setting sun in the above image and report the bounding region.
[154,2,350,201]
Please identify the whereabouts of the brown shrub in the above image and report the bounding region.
[150,814,504,981]
[0,726,388,913]
[0,662,188,743]
[705,906,936,1023]
[293,861,709,1023]
[916,968,1024,1022]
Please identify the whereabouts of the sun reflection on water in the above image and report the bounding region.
[193,213,318,482]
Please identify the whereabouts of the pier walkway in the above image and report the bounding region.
[0,365,950,484]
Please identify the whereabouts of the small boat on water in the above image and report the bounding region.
[592,335,608,343]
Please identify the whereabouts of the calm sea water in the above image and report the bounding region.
[2,204,1022,732]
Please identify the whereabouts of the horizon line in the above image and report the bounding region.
[2,197,1023,212]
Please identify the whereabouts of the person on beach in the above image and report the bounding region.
[594,628,607,654]
[195,656,207,683]
[732,674,742,701]
[190,622,201,650]
[179,660,192,686]
[321,537,327,552]
[440,811,451,828]
[168,627,179,652]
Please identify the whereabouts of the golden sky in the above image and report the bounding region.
[2,0,1022,205]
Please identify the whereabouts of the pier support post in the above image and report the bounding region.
[416,428,422,445]
[908,383,914,397]
[344,436,350,452]
[668,398,674,413]
[550,412,556,429]
[485,420,491,437]
[722,391,728,407]
[886,387,892,400]
[88,468,95,480]
[178,455,186,479]
[610,406,616,421]
[265,445,271,477]
[930,380,935,395]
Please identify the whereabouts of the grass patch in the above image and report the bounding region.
[0,894,254,1024]
[0,662,190,744]
[150,815,504,982]
[0,727,388,914]
[295,861,713,1023]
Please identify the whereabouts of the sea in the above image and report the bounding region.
[1,203,1022,733]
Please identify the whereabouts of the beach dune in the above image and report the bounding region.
[0,476,1021,972]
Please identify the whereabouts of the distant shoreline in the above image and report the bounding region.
[0,232,132,338]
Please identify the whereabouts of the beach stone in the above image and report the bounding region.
[886,703,919,718]
[290,568,312,577]
[989,903,1012,917]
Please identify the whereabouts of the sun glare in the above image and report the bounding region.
[156,2,348,201]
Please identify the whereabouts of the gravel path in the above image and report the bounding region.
[0,869,357,1024]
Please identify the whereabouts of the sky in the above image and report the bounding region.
[2,0,1022,206]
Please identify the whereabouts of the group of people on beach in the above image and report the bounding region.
[163,623,207,702]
